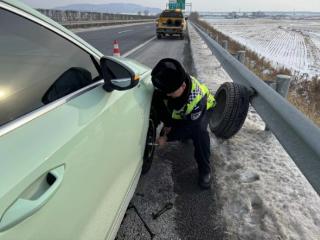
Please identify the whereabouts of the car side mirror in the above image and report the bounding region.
[100,57,140,92]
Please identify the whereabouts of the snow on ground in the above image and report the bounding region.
[204,18,320,78]
[189,25,231,92]
[189,24,320,240]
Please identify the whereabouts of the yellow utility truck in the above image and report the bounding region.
[156,9,187,40]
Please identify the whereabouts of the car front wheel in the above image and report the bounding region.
[142,109,158,174]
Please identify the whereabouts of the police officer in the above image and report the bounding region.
[151,58,216,189]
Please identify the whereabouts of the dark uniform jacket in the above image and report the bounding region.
[153,75,214,129]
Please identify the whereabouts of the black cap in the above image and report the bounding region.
[151,58,187,93]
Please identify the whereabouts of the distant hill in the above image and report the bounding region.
[55,3,162,15]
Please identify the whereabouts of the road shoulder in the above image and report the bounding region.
[189,23,320,240]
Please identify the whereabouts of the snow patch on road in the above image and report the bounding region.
[189,23,320,240]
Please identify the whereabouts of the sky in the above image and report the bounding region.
[20,0,320,12]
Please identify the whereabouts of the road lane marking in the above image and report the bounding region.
[123,36,156,57]
[118,30,133,34]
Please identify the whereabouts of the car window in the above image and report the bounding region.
[160,11,183,18]
[0,8,100,127]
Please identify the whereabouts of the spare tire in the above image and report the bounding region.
[209,82,250,139]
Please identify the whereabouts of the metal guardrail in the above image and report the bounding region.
[38,9,155,22]
[191,22,320,194]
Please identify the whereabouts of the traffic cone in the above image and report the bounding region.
[113,40,121,57]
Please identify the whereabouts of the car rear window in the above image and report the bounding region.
[160,11,183,18]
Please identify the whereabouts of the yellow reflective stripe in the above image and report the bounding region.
[191,79,196,91]
[196,79,216,109]
[208,94,216,109]
[185,77,205,115]
[172,111,183,119]
[186,93,203,115]
[171,76,216,120]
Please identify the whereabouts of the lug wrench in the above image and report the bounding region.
[148,143,159,146]
[128,203,155,239]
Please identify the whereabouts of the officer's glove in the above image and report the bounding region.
[160,126,172,136]
[156,136,168,147]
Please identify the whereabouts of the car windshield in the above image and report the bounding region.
[160,11,183,18]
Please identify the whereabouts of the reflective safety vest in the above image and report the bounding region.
[170,76,216,120]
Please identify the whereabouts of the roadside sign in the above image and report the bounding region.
[177,0,185,9]
[169,3,177,9]
[168,0,185,9]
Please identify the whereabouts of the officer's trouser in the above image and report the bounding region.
[166,114,211,176]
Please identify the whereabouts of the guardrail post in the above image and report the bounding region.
[215,35,219,42]
[264,75,291,131]
[276,75,292,98]
[222,40,228,50]
[264,81,277,131]
[237,50,246,64]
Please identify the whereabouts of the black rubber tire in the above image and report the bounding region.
[142,109,158,174]
[209,82,250,139]
[157,34,161,39]
[180,34,185,40]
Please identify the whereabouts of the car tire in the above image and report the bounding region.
[180,34,185,40]
[157,34,161,39]
[209,82,249,139]
[142,108,158,174]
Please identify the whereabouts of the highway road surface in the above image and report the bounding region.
[76,23,155,56]
[76,23,221,240]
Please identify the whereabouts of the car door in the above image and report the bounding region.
[0,5,150,240]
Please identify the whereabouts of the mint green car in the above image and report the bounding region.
[0,1,156,239]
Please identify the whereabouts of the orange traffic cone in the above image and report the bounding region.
[113,40,121,57]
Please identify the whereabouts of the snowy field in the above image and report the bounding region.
[189,24,320,239]
[204,18,320,77]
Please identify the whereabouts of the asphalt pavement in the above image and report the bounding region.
[76,23,155,56]
[128,36,186,68]
[78,24,222,239]
[122,35,222,239]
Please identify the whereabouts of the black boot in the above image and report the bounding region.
[198,172,211,189]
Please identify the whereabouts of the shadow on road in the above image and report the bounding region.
[158,142,222,240]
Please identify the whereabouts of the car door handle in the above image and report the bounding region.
[0,165,65,232]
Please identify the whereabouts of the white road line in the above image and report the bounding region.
[122,36,156,57]
[118,29,133,34]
